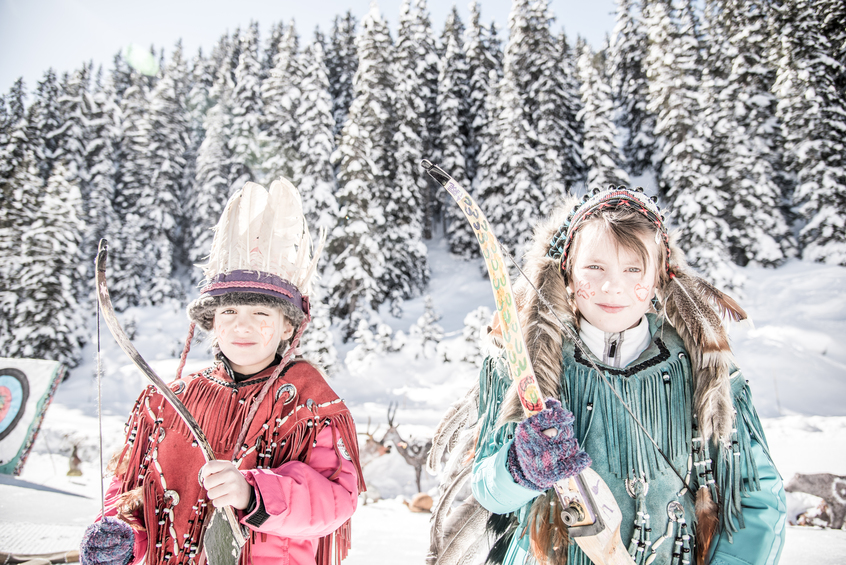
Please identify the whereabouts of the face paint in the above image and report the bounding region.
[634,283,650,302]
[577,280,593,300]
[260,319,275,347]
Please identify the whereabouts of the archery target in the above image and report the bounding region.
[0,358,65,475]
[0,368,29,440]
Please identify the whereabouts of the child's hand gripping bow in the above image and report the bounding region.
[507,398,592,491]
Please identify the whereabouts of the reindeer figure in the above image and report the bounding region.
[382,402,433,494]
[786,473,846,529]
[358,416,392,468]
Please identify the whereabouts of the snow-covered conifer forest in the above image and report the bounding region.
[0,0,845,370]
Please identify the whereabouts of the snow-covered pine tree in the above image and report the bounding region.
[644,0,737,288]
[412,0,441,238]
[189,56,237,285]
[56,65,92,196]
[1,150,41,356]
[177,48,214,270]
[474,70,507,252]
[229,22,263,184]
[703,0,794,267]
[109,58,154,310]
[138,41,191,304]
[771,0,846,265]
[380,0,428,313]
[394,0,438,242]
[535,30,585,206]
[260,22,301,184]
[460,305,492,366]
[0,79,30,192]
[0,148,38,355]
[262,21,287,81]
[0,95,7,179]
[0,95,6,210]
[576,40,630,190]
[326,3,392,338]
[27,69,63,183]
[438,6,476,258]
[326,12,358,138]
[294,36,339,234]
[79,71,118,287]
[490,0,545,253]
[818,0,845,91]
[609,0,656,176]
[463,0,502,185]
[409,295,443,359]
[495,79,540,255]
[2,158,84,365]
[299,284,337,371]
[0,82,31,349]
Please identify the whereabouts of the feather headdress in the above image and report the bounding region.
[193,179,325,318]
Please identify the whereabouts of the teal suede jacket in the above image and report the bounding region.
[472,315,786,565]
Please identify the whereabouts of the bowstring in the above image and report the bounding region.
[96,293,106,519]
[499,243,693,496]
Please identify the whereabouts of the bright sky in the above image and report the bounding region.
[0,0,617,95]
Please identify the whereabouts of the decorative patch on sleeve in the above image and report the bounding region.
[337,438,352,461]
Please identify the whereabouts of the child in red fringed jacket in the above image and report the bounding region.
[80,179,364,565]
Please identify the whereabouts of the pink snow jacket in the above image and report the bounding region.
[98,359,364,565]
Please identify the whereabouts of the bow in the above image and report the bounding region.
[421,161,635,565]
[95,239,247,563]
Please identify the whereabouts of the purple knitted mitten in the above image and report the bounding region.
[506,398,591,491]
[79,516,135,565]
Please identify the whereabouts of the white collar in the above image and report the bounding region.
[578,316,652,369]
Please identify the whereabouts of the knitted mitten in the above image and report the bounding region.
[506,398,591,491]
[79,516,135,565]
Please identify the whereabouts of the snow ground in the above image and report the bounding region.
[2,238,845,561]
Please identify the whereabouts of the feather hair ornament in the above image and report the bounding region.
[694,484,719,565]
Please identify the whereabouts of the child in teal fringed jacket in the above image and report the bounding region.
[470,187,786,565]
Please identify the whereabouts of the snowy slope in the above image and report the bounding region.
[1,237,845,561]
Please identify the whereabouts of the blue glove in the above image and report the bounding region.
[506,398,591,490]
[79,516,135,565]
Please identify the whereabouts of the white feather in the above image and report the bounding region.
[200,178,323,293]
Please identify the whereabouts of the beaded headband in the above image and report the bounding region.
[199,270,309,317]
[546,185,672,276]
